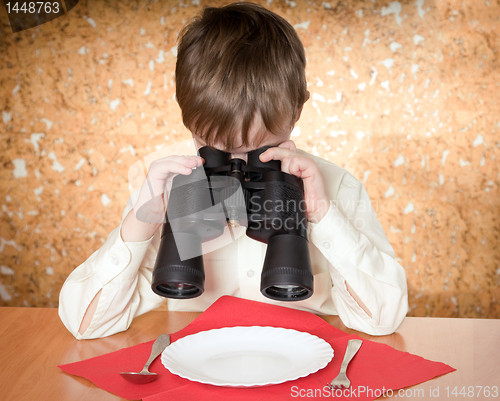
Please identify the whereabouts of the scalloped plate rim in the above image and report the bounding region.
[161,326,334,387]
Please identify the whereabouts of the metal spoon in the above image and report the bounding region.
[120,334,171,384]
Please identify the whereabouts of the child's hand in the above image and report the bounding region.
[134,155,204,224]
[259,140,330,224]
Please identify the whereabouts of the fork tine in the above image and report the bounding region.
[328,339,362,391]
[328,382,350,390]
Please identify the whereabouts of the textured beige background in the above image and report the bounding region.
[0,0,499,318]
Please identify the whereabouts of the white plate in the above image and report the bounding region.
[161,326,334,387]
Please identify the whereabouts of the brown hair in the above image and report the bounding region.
[175,2,308,149]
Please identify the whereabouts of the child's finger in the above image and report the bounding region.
[284,156,316,178]
[277,140,297,151]
[161,155,204,166]
[149,158,201,180]
[151,155,203,171]
[150,155,203,169]
[259,147,294,162]
[178,156,204,168]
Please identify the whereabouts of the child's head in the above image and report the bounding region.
[175,2,308,152]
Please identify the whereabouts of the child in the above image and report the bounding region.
[59,2,408,339]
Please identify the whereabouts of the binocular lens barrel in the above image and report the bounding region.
[264,285,310,299]
[151,231,205,299]
[155,282,200,297]
[260,234,313,301]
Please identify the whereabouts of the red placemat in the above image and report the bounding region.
[59,296,455,400]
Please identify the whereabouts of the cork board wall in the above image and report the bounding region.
[0,0,499,318]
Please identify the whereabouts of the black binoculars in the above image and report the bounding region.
[151,145,313,302]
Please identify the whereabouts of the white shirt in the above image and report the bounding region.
[58,151,408,339]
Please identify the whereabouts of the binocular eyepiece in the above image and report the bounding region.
[151,146,314,302]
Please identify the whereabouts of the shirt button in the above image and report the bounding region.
[322,242,331,249]
[111,256,119,265]
[247,270,255,278]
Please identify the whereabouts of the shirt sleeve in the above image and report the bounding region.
[58,192,164,339]
[309,172,408,335]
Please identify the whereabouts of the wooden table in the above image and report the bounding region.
[0,307,498,400]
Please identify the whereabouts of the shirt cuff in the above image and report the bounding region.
[309,200,360,263]
[96,220,154,286]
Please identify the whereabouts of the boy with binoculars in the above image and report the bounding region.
[59,2,408,339]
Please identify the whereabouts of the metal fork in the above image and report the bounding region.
[328,339,363,389]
